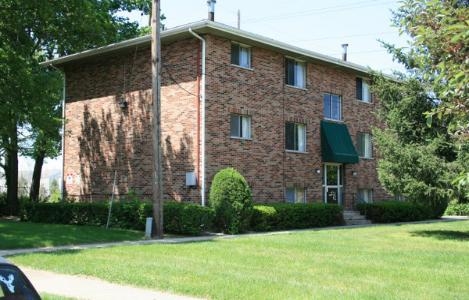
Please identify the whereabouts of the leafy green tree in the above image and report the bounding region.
[372,0,469,215]
[49,179,61,202]
[385,0,469,196]
[0,0,151,214]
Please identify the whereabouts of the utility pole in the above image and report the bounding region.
[151,0,164,239]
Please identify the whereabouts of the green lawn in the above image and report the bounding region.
[0,220,143,249]
[10,220,469,300]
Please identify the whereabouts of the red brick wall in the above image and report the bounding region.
[62,33,389,206]
[204,35,388,207]
[63,38,201,201]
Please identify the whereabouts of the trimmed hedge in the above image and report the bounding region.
[445,202,469,216]
[22,201,214,235]
[356,201,433,223]
[251,203,344,231]
[209,168,253,234]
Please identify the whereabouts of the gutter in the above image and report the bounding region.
[188,28,206,207]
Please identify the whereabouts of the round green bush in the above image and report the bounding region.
[209,167,253,234]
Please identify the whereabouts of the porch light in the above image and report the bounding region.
[315,169,321,174]
[352,170,358,176]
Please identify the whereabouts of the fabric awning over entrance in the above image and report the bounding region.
[321,120,359,164]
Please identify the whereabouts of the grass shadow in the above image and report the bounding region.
[411,230,469,241]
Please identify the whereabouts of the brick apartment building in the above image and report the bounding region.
[45,20,388,209]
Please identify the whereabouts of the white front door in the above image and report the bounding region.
[323,164,343,205]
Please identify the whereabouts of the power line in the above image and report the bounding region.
[288,31,396,43]
[243,0,395,24]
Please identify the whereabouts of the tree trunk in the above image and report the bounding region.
[5,128,19,215]
[29,152,45,202]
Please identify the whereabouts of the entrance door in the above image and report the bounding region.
[323,164,343,205]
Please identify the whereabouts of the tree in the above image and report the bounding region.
[389,0,468,136]
[0,0,151,214]
[372,74,455,217]
[373,0,469,211]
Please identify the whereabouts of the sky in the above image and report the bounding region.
[19,0,409,175]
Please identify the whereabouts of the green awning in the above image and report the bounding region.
[321,120,359,164]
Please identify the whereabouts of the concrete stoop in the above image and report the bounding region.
[343,210,371,226]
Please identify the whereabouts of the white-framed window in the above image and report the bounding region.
[285,122,306,152]
[286,187,306,203]
[323,93,342,121]
[358,189,373,203]
[357,132,373,158]
[285,58,306,88]
[231,43,251,69]
[356,78,372,103]
[230,114,251,139]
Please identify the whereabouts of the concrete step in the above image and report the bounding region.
[343,210,371,225]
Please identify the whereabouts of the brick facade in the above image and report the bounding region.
[61,26,389,207]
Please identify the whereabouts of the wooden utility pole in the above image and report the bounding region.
[151,0,164,239]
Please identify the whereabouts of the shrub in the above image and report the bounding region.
[22,201,214,235]
[164,202,214,235]
[356,201,433,223]
[445,202,469,216]
[209,168,253,234]
[251,203,343,231]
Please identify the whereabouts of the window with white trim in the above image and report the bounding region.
[285,58,306,88]
[356,78,372,103]
[286,187,306,203]
[358,189,373,203]
[230,114,251,139]
[285,122,306,152]
[323,93,342,121]
[357,132,373,158]
[231,43,251,69]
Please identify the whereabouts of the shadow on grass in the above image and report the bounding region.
[411,230,469,241]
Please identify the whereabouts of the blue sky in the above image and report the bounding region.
[21,0,408,174]
[129,0,408,74]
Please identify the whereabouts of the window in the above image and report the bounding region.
[230,114,251,139]
[357,132,373,158]
[285,58,306,88]
[358,189,373,203]
[356,78,372,103]
[285,122,306,152]
[286,187,306,203]
[231,43,251,68]
[323,93,342,121]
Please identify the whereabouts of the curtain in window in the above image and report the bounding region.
[294,62,305,88]
[242,116,251,138]
[364,133,372,158]
[297,124,305,152]
[362,81,370,102]
[296,188,305,203]
[239,47,250,68]
[331,95,341,120]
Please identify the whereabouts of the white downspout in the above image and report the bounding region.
[189,28,206,207]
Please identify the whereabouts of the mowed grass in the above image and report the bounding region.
[0,220,143,249]
[11,221,469,300]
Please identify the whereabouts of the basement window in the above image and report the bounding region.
[286,187,306,203]
[358,189,373,203]
[231,43,251,69]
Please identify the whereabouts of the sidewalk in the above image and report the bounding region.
[21,267,202,300]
